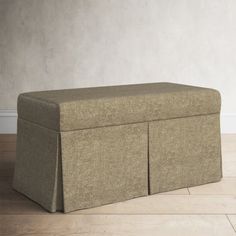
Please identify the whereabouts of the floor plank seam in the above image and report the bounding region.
[187,188,191,195]
[226,215,236,234]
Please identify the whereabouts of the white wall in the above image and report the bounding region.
[1,0,236,132]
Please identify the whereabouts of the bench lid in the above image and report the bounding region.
[17,82,221,131]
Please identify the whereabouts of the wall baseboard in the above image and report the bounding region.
[0,110,236,134]
[0,110,18,134]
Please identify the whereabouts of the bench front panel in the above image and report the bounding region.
[61,123,148,212]
[149,114,222,194]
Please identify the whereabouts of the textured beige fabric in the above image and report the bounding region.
[17,83,221,131]
[13,82,222,213]
[149,114,222,194]
[13,119,62,212]
[61,123,148,213]
[13,120,148,213]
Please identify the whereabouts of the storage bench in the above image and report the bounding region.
[13,82,222,213]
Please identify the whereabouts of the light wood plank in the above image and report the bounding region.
[0,152,15,167]
[189,178,236,195]
[0,215,235,236]
[221,134,236,152]
[0,177,29,201]
[2,194,236,215]
[227,215,236,233]
[74,195,236,215]
[158,188,189,195]
[0,152,15,177]
[1,151,16,159]
[0,142,16,152]
[0,134,16,143]
[0,200,49,215]
[223,152,236,177]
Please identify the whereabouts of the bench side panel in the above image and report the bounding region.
[13,119,62,212]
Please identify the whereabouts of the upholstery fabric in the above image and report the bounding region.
[13,118,62,212]
[13,82,222,213]
[61,123,148,213]
[149,114,222,194]
[13,120,148,213]
[17,83,221,131]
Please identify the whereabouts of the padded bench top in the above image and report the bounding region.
[17,82,221,131]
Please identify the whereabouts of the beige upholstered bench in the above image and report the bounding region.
[13,82,222,213]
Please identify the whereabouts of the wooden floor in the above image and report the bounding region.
[0,134,236,235]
